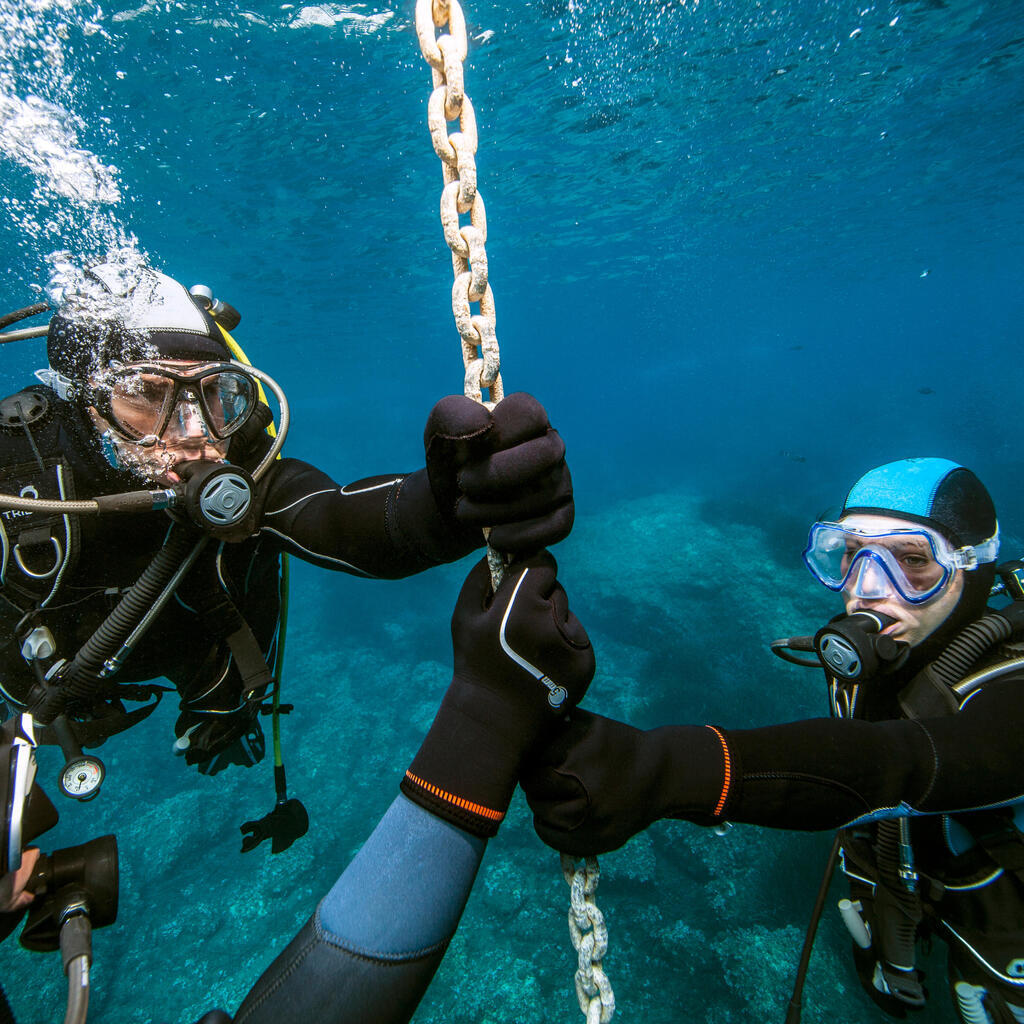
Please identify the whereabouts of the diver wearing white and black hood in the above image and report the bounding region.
[43,263,247,485]
[0,263,575,780]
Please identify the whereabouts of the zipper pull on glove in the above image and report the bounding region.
[401,550,595,837]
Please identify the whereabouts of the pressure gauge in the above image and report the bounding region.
[59,755,105,801]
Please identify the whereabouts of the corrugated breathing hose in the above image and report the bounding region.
[30,525,206,724]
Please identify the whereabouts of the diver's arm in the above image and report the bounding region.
[725,675,1024,828]
[254,394,573,578]
[232,796,486,1024]
[522,678,1024,855]
[256,458,478,578]
[232,553,594,1024]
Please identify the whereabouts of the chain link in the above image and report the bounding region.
[562,854,616,1023]
[415,0,502,409]
[416,11,614,1021]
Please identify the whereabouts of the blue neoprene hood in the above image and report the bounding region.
[844,458,963,522]
[841,458,997,549]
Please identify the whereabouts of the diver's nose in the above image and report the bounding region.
[847,551,896,600]
[167,395,210,440]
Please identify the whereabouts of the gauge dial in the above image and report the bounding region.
[59,756,105,800]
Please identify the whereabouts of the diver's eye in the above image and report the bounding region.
[902,554,930,568]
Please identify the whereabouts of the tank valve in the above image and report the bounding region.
[189,284,242,332]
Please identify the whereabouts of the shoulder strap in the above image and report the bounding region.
[0,462,80,609]
[0,386,85,609]
[898,664,962,719]
[185,572,275,703]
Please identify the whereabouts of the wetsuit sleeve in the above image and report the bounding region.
[719,675,1024,830]
[232,795,485,1024]
[254,458,481,578]
[525,679,1024,854]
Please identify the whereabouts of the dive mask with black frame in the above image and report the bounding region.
[86,360,259,446]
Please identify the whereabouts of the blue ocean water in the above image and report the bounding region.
[1,1,1023,1021]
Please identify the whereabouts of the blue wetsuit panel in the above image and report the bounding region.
[233,795,486,1024]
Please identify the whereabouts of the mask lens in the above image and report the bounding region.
[200,371,255,438]
[108,372,175,440]
[804,526,850,588]
[879,536,946,594]
[103,364,258,442]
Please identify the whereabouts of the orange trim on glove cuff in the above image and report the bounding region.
[705,725,733,817]
[404,770,505,824]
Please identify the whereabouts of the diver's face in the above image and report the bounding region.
[88,359,229,484]
[840,514,963,648]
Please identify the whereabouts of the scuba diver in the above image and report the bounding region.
[0,262,573,956]
[0,262,572,760]
[520,458,1024,1024]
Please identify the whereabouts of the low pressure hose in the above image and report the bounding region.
[60,913,92,1024]
[924,611,1019,690]
[71,526,198,683]
[0,303,49,333]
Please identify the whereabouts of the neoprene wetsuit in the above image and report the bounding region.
[232,794,486,1024]
[715,673,1023,833]
[231,634,1024,1024]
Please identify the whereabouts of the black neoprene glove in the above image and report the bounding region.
[521,709,734,856]
[401,551,595,838]
[423,393,574,555]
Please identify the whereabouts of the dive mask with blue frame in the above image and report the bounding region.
[803,519,1000,605]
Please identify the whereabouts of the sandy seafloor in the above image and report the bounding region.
[2,0,1023,1020]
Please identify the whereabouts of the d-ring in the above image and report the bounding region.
[13,536,63,579]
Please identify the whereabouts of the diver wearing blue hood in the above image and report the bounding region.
[522,458,1024,1024]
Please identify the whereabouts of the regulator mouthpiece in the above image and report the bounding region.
[814,611,908,680]
[174,460,256,541]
